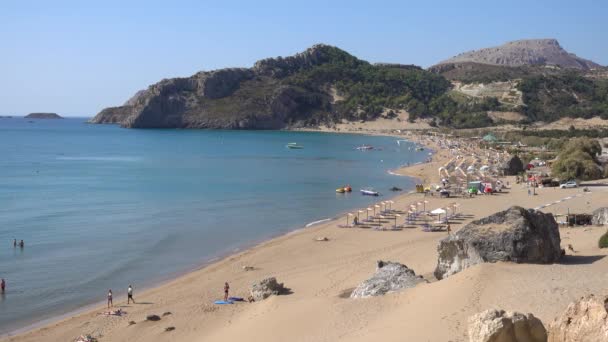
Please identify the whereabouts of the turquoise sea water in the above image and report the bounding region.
[0,118,427,334]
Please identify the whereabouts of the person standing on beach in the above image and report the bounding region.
[13,239,16,248]
[224,282,230,301]
[19,240,24,248]
[1,278,5,293]
[107,289,113,308]
[127,285,135,304]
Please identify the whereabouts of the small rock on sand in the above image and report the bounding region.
[146,315,161,321]
[162,312,172,316]
[165,326,175,332]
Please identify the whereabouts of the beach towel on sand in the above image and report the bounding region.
[214,300,234,305]
[228,297,244,302]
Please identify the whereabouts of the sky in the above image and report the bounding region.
[1,0,607,117]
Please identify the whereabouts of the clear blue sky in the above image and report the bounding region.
[1,0,606,117]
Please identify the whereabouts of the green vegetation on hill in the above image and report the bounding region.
[286,47,451,122]
[518,72,608,122]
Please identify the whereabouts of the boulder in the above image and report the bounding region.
[547,294,608,342]
[250,277,288,301]
[435,206,561,280]
[502,156,524,176]
[350,261,427,298]
[468,309,547,342]
[592,208,608,225]
[146,314,161,321]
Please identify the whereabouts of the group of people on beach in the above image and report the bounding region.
[106,285,135,308]
[13,239,25,248]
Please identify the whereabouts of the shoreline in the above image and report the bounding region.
[1,129,432,338]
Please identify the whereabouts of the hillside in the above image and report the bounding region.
[91,45,451,129]
[436,39,601,70]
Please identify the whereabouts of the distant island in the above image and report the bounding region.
[24,113,63,119]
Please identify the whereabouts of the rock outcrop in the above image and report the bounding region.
[350,261,427,298]
[436,39,600,70]
[250,277,288,301]
[468,309,547,342]
[547,294,608,342]
[90,44,345,129]
[24,113,62,119]
[434,206,561,280]
[592,208,608,225]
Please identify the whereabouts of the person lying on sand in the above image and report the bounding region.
[100,308,123,316]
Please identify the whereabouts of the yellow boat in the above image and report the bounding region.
[336,188,346,193]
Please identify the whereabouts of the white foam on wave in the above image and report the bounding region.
[305,218,332,228]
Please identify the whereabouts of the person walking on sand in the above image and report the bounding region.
[224,282,230,301]
[447,222,451,235]
[127,285,135,304]
[1,278,5,293]
[107,289,113,308]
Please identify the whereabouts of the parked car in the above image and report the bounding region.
[560,181,578,189]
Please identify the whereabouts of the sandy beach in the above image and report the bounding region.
[4,129,608,342]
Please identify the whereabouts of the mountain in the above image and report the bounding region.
[436,39,601,70]
[90,44,450,129]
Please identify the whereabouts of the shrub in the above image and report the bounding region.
[599,230,608,249]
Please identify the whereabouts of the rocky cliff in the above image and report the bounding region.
[436,39,601,70]
[90,44,450,129]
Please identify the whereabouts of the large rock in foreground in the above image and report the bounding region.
[350,261,427,298]
[468,309,547,342]
[592,208,608,225]
[250,277,288,301]
[547,294,608,342]
[435,206,561,280]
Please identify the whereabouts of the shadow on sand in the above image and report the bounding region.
[559,254,606,265]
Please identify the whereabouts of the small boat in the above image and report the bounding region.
[355,145,374,151]
[286,142,304,149]
[336,185,352,193]
[415,146,424,151]
[336,188,346,193]
[360,188,379,196]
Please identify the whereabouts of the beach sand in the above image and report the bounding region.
[4,131,608,342]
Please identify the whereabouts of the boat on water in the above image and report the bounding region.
[336,185,352,193]
[286,142,304,149]
[355,145,374,151]
[415,146,424,151]
[360,188,380,196]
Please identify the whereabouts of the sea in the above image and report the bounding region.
[0,117,428,334]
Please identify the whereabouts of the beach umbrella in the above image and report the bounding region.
[374,204,380,216]
[347,213,353,226]
[394,214,401,229]
[366,208,372,220]
[431,208,447,222]
[357,210,364,220]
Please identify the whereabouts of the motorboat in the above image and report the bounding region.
[336,185,352,193]
[360,188,379,196]
[286,142,303,149]
[355,145,374,151]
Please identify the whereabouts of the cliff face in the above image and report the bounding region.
[436,39,601,70]
[90,45,349,129]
